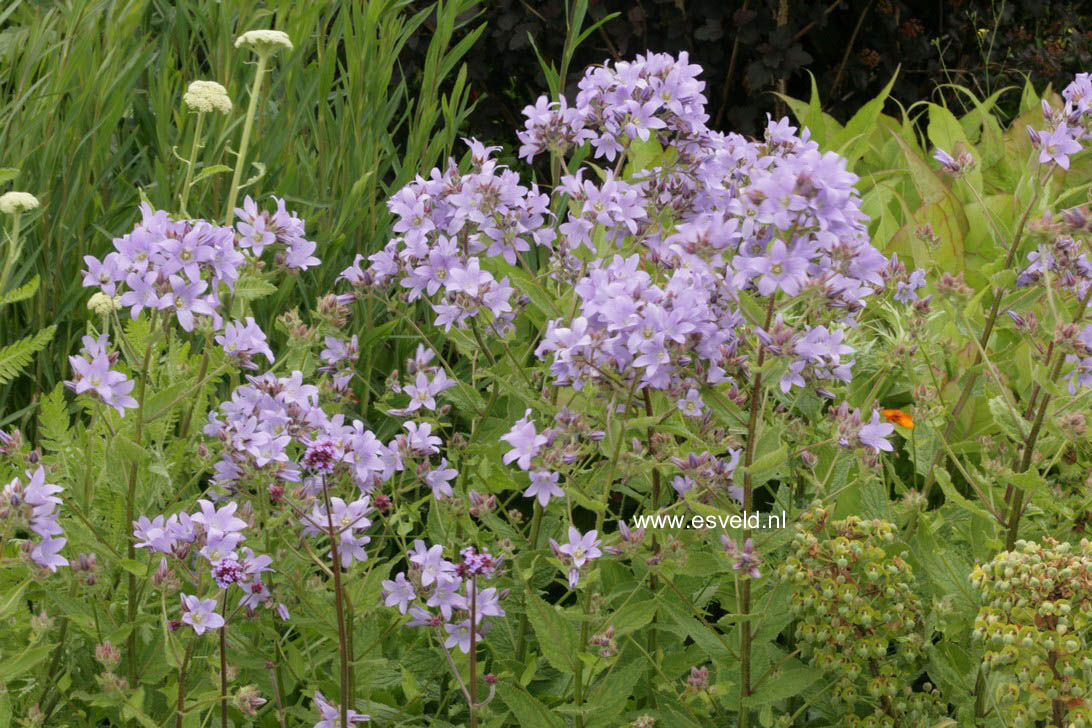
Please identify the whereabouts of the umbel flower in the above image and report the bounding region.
[183,80,232,114]
[0,191,39,215]
[234,29,293,55]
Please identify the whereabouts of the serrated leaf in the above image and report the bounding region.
[743,664,821,706]
[497,683,566,728]
[0,578,30,620]
[587,659,646,727]
[525,592,579,674]
[607,600,657,637]
[0,275,39,305]
[0,325,54,386]
[113,434,150,464]
[0,643,54,681]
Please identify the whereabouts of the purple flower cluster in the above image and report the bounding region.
[318,334,359,393]
[65,334,137,416]
[1016,234,1092,301]
[556,171,647,253]
[215,317,275,371]
[830,403,896,455]
[721,536,761,579]
[536,255,736,392]
[669,450,743,504]
[382,541,506,654]
[2,467,68,572]
[572,51,709,161]
[1065,324,1092,394]
[550,526,603,588]
[82,203,241,331]
[386,345,454,417]
[498,407,606,508]
[340,139,551,335]
[234,196,320,271]
[517,95,594,162]
[299,494,373,568]
[1027,74,1092,170]
[133,498,279,627]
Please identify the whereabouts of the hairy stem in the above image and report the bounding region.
[179,111,204,216]
[321,475,350,727]
[739,297,776,728]
[225,54,268,225]
[219,591,229,728]
[176,638,195,728]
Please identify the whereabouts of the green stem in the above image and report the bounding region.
[220,590,229,728]
[320,475,350,728]
[225,54,268,225]
[739,296,776,728]
[0,211,21,296]
[180,112,205,217]
[469,573,479,728]
[176,637,195,728]
[126,325,156,684]
[514,501,543,662]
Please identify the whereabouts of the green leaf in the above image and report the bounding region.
[933,466,994,524]
[113,434,150,464]
[744,664,822,706]
[0,325,55,386]
[607,599,657,637]
[0,578,30,620]
[0,643,54,682]
[0,167,19,184]
[587,659,646,727]
[498,684,566,728]
[832,68,898,164]
[525,592,579,674]
[190,164,232,184]
[0,275,39,306]
[119,559,148,578]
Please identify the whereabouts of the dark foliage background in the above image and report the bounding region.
[407,0,1092,140]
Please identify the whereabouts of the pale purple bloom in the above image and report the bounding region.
[501,409,547,470]
[216,318,275,370]
[524,470,564,507]
[382,573,416,614]
[443,619,476,654]
[859,411,895,453]
[424,458,458,499]
[313,690,369,726]
[558,527,601,568]
[180,594,225,635]
[1038,124,1083,169]
[31,535,68,572]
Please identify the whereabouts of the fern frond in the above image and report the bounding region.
[0,325,55,385]
[0,275,40,306]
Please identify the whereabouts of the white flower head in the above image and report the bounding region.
[87,292,121,316]
[0,191,39,215]
[183,80,232,114]
[234,29,293,56]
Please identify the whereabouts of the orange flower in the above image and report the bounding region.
[881,408,914,429]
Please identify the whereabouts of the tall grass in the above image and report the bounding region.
[0,0,482,424]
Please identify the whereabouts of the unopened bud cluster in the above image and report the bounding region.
[970,538,1092,728]
[778,504,944,725]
